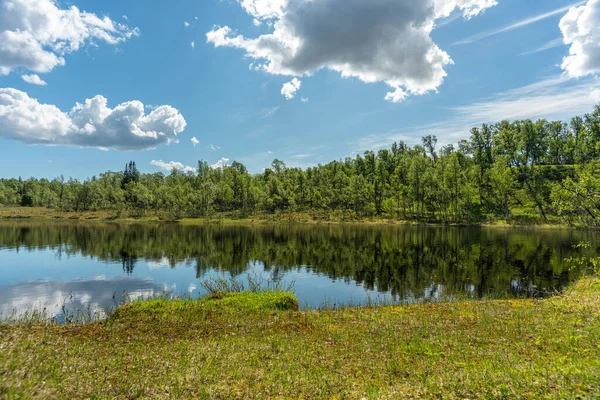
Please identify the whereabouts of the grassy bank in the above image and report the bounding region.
[0,206,575,229]
[1,279,599,398]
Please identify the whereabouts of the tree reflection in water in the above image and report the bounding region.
[0,221,598,301]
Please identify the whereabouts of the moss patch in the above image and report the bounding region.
[110,291,298,321]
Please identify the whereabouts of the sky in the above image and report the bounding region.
[0,0,599,179]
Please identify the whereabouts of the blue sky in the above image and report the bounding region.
[0,0,599,179]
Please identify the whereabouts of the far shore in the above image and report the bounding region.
[0,206,591,230]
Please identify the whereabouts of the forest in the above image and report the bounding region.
[1,105,600,226]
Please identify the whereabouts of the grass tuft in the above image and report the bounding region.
[110,291,299,323]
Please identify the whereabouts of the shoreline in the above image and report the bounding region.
[2,278,599,398]
[0,206,589,230]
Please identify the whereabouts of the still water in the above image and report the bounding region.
[1,221,598,319]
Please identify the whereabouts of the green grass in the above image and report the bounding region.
[0,206,580,230]
[111,291,299,321]
[2,279,600,399]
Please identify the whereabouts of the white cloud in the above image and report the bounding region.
[592,88,600,102]
[0,277,159,320]
[191,41,195,48]
[191,137,200,147]
[454,1,585,45]
[450,76,599,122]
[21,74,47,86]
[209,144,221,151]
[301,97,308,102]
[281,77,301,100]
[433,0,498,19]
[560,0,600,78]
[184,21,190,28]
[354,76,600,150]
[211,157,230,169]
[0,0,139,76]
[207,0,496,102]
[291,153,310,159]
[147,257,177,270]
[0,88,186,150]
[122,15,129,21]
[519,38,564,56]
[384,88,408,103]
[262,105,280,118]
[150,160,195,173]
[237,0,286,20]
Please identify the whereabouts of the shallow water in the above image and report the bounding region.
[1,221,598,319]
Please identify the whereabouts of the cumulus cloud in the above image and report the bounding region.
[150,160,195,173]
[384,88,408,103]
[211,157,230,169]
[191,41,196,48]
[281,77,301,100]
[207,0,496,102]
[21,74,47,86]
[434,0,498,19]
[560,0,600,78]
[237,0,286,20]
[0,88,186,150]
[301,97,308,102]
[191,137,200,146]
[184,21,190,28]
[0,0,139,76]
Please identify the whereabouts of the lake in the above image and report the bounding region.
[1,221,598,320]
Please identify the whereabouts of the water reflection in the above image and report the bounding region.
[0,276,163,321]
[0,221,598,316]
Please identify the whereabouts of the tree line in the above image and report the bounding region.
[1,105,600,226]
